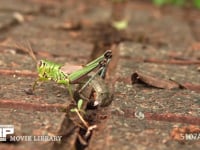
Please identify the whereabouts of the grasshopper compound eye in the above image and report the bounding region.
[37,60,44,68]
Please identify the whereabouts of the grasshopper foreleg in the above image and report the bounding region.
[32,78,40,92]
[25,78,41,95]
[65,79,74,100]
[31,77,48,93]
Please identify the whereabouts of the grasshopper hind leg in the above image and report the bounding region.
[75,66,105,107]
[74,74,112,108]
[78,66,104,94]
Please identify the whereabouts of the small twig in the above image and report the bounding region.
[84,125,97,139]
[75,109,89,128]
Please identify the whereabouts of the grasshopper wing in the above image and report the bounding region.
[60,63,83,75]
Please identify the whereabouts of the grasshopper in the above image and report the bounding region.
[16,42,112,101]
[32,50,112,99]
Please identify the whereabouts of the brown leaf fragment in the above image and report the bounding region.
[190,42,200,51]
[53,20,81,30]
[181,83,200,93]
[131,71,180,89]
[197,66,200,71]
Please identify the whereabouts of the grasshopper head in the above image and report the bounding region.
[37,60,46,77]
[37,60,44,70]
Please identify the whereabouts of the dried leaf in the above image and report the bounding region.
[131,71,180,89]
[53,20,81,30]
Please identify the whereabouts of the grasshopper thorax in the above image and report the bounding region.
[36,60,64,80]
[37,60,47,78]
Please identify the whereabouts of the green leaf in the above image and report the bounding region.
[112,20,128,30]
[70,108,76,112]
[171,0,185,6]
[112,0,126,3]
[194,0,200,8]
[77,99,83,110]
[153,0,167,6]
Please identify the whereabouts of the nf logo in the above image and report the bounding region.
[0,125,14,141]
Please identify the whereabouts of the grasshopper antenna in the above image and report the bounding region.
[14,40,37,64]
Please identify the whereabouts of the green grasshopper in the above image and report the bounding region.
[32,50,112,99]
